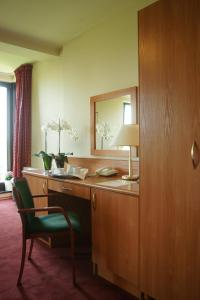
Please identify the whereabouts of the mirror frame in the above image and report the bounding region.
[90,86,138,157]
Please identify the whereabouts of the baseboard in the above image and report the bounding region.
[0,192,12,200]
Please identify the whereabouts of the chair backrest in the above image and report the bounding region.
[12,177,35,225]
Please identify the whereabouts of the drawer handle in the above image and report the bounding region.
[42,182,47,194]
[92,193,96,210]
[62,186,73,192]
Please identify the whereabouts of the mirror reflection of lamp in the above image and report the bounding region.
[112,124,139,180]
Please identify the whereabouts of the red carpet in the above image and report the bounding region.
[0,199,136,300]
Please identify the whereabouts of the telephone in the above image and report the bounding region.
[96,167,118,177]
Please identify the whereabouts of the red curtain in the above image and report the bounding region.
[13,64,33,177]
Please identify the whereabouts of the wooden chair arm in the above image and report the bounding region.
[18,206,65,214]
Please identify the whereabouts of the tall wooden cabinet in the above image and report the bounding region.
[139,0,200,299]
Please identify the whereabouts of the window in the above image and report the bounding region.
[0,82,15,180]
[0,86,7,179]
[123,102,132,124]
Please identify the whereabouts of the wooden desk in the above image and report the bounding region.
[23,169,139,297]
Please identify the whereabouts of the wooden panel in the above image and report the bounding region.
[139,0,200,299]
[48,179,90,200]
[23,174,48,216]
[91,188,139,289]
[68,156,139,176]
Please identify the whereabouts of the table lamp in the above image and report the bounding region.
[112,124,139,180]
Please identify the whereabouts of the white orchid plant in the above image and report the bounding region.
[35,118,78,168]
[44,119,78,153]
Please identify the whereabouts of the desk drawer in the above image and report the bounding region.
[48,179,90,200]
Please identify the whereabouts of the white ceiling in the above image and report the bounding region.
[0,0,155,74]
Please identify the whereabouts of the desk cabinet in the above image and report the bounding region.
[91,188,139,295]
[23,173,51,246]
[23,174,48,216]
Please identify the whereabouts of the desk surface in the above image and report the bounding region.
[23,168,139,197]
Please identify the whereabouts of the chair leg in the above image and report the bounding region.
[28,239,34,260]
[70,230,76,286]
[17,236,26,286]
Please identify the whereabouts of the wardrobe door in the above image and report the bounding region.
[139,0,200,299]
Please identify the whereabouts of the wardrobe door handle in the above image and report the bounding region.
[191,141,200,169]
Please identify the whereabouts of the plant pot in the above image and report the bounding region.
[54,154,68,168]
[42,155,53,170]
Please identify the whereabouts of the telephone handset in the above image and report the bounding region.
[96,167,118,177]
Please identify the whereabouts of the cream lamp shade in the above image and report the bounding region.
[112,124,139,147]
[112,124,139,180]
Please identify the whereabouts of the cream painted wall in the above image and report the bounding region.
[32,0,156,168]
[0,72,15,82]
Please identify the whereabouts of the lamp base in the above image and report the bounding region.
[122,174,139,181]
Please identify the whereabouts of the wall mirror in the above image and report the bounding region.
[90,86,138,157]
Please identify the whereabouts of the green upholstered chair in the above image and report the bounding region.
[12,177,80,286]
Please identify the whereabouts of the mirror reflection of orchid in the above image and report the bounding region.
[96,121,113,150]
[36,118,78,170]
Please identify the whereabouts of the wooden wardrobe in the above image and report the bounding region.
[139,0,200,299]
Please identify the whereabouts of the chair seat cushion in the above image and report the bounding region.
[28,211,80,234]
